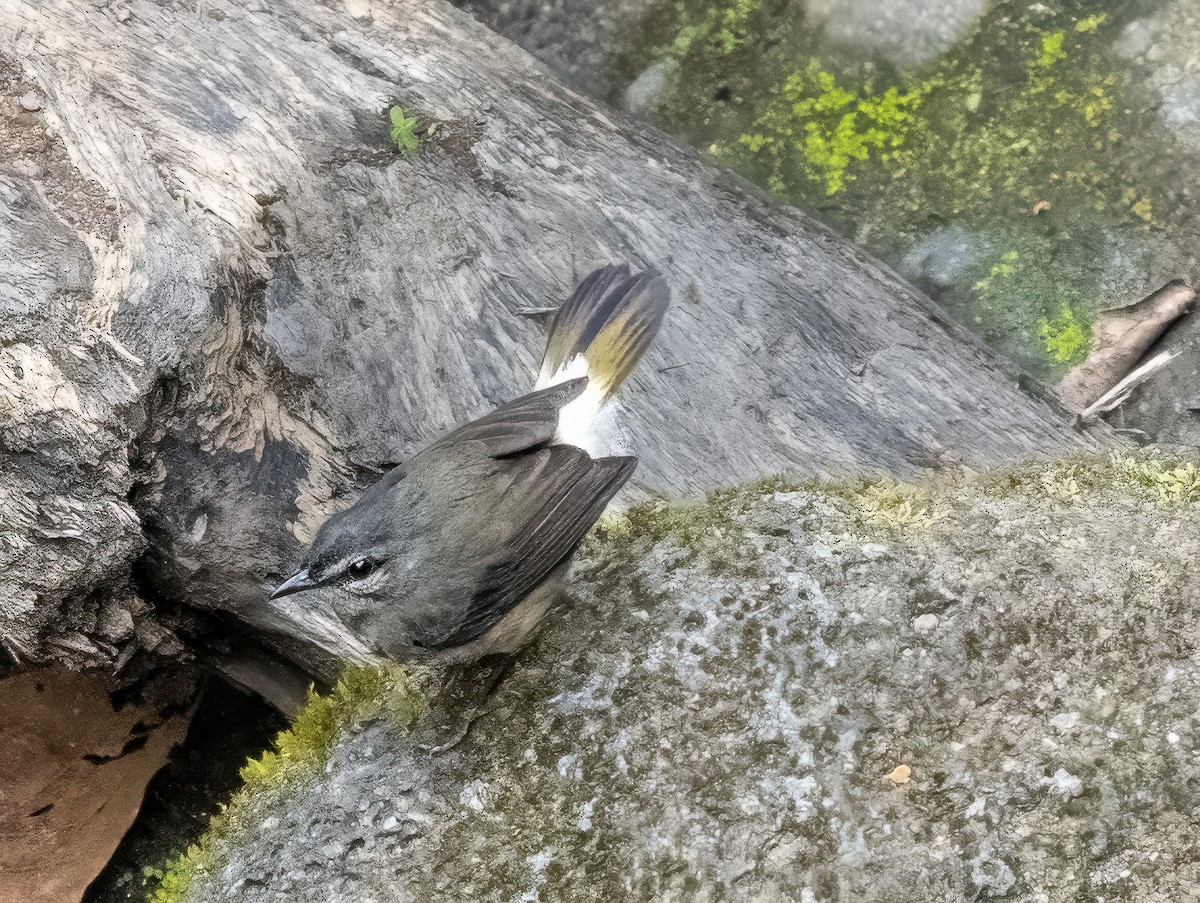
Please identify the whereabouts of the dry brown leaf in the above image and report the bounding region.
[885,764,912,784]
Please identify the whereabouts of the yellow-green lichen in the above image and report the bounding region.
[1073,12,1108,34]
[608,453,1200,557]
[851,478,945,533]
[738,64,922,195]
[1038,302,1093,366]
[149,663,427,903]
[969,239,1101,375]
[985,453,1200,507]
[665,0,763,58]
[1111,457,1200,504]
[1035,29,1069,68]
[702,8,1135,222]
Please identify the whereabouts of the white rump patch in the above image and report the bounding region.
[535,354,611,455]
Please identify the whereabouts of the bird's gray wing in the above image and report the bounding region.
[429,378,588,458]
[421,445,636,650]
[366,378,587,502]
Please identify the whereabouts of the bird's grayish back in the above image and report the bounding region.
[270,265,669,664]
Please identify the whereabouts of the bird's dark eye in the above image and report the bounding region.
[346,558,378,580]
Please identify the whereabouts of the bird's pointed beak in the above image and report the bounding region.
[271,568,315,600]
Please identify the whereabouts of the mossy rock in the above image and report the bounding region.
[158,452,1200,902]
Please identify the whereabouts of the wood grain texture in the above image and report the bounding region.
[0,0,1107,669]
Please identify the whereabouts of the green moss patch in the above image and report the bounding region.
[148,663,427,903]
[602,451,1200,553]
[738,63,922,195]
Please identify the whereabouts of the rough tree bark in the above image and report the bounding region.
[0,0,1107,678]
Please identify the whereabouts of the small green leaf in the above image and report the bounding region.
[389,106,420,154]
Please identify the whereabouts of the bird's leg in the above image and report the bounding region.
[480,651,519,698]
[415,654,519,755]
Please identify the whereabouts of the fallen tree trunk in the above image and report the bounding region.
[0,0,1108,676]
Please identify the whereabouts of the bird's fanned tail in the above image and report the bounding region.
[536,264,670,400]
[267,261,672,667]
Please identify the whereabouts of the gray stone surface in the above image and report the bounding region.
[805,0,992,69]
[185,462,1200,902]
[460,0,997,81]
[1116,2,1200,149]
[622,58,679,115]
[900,225,980,292]
[454,0,663,95]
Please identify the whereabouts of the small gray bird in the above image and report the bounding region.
[269,264,669,664]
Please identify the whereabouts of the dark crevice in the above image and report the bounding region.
[72,255,316,893]
[84,676,286,903]
[433,118,518,198]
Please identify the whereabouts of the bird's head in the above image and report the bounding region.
[267,471,413,661]
[272,468,411,602]
[272,512,391,601]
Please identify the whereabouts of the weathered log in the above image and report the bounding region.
[1079,350,1178,420]
[1109,292,1200,447]
[0,0,1107,678]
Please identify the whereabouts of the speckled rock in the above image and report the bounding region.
[900,225,980,293]
[181,458,1200,902]
[805,0,992,69]
[622,58,680,114]
[1117,2,1200,149]
[453,0,663,94]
